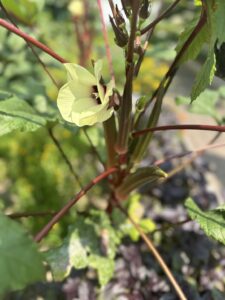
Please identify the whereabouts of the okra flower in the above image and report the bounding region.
[57,60,114,127]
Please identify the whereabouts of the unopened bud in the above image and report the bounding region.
[109,16,128,47]
[139,0,151,20]
[121,0,132,17]
[135,96,147,112]
[115,5,125,27]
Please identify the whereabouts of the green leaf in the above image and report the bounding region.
[88,255,115,286]
[185,198,225,245]
[46,229,89,280]
[2,0,45,25]
[176,89,220,121]
[0,213,45,295]
[113,194,156,242]
[46,212,120,285]
[176,15,208,64]
[191,51,216,101]
[115,166,167,200]
[0,96,46,136]
[211,0,225,46]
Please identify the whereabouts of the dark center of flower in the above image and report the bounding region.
[91,85,107,105]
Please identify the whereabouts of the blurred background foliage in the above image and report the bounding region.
[0,0,200,244]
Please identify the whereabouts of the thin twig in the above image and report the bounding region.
[34,167,117,242]
[0,18,67,63]
[83,128,105,168]
[97,0,115,83]
[0,3,59,88]
[48,128,83,189]
[154,141,225,166]
[7,211,56,219]
[135,7,206,127]
[152,218,191,235]
[140,0,181,35]
[132,124,225,138]
[115,199,187,300]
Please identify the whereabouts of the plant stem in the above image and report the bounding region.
[135,8,206,127]
[115,199,187,300]
[130,79,167,165]
[154,140,225,166]
[132,124,225,137]
[152,218,191,235]
[115,0,140,156]
[140,0,181,35]
[34,167,118,242]
[103,116,117,169]
[0,18,67,63]
[97,0,115,83]
[0,3,60,88]
[7,211,56,219]
[48,128,83,189]
[83,128,105,168]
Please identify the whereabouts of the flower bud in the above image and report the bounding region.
[135,96,147,112]
[109,16,128,47]
[115,5,125,27]
[139,0,151,20]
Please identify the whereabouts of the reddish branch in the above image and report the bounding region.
[34,167,118,243]
[7,211,56,219]
[140,0,181,35]
[132,124,225,138]
[97,0,115,82]
[0,18,67,64]
[154,141,225,166]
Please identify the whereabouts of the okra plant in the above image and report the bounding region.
[0,0,225,299]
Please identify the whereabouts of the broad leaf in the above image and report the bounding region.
[46,211,120,286]
[176,16,208,64]
[0,213,45,295]
[112,194,156,242]
[185,198,225,245]
[89,255,115,286]
[191,51,216,101]
[0,96,47,136]
[2,0,45,25]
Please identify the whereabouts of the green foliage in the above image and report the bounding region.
[115,166,167,200]
[175,15,208,64]
[0,213,44,295]
[185,198,225,245]
[0,92,47,135]
[175,0,225,100]
[112,194,156,242]
[176,89,222,122]
[191,50,216,101]
[2,0,45,25]
[46,210,120,286]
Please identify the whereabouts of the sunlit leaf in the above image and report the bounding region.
[185,198,225,245]
[0,213,45,295]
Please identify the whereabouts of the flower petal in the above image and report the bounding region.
[103,80,114,103]
[68,80,92,99]
[71,99,114,126]
[64,63,96,86]
[94,60,105,102]
[57,83,75,122]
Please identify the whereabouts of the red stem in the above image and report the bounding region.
[34,167,118,243]
[132,124,225,138]
[140,0,181,35]
[0,18,67,64]
[154,141,225,166]
[97,0,115,83]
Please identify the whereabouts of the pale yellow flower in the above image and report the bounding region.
[57,61,114,127]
